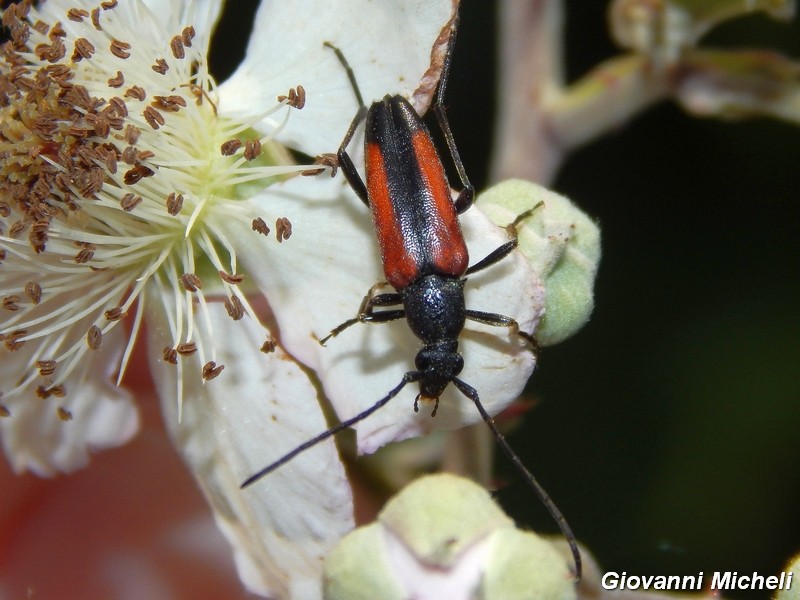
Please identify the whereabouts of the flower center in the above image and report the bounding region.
[0,1,299,415]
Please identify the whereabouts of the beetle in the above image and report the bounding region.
[243,18,582,581]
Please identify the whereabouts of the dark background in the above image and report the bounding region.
[211,2,800,597]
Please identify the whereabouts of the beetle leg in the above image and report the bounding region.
[320,283,404,345]
[465,201,545,275]
[464,309,539,357]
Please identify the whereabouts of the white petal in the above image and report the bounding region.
[224,174,539,457]
[218,0,457,155]
[146,298,353,599]
[385,526,491,600]
[33,0,222,48]
[0,325,139,476]
[140,0,223,46]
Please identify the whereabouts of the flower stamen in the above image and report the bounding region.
[1,0,307,421]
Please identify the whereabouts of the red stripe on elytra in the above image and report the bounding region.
[366,141,419,289]
[410,130,468,277]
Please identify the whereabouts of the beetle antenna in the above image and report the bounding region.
[452,377,582,582]
[241,372,421,489]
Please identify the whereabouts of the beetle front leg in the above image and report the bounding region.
[320,283,404,345]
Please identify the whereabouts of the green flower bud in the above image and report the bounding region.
[324,473,577,600]
[324,525,405,600]
[482,528,578,600]
[775,553,800,600]
[477,179,600,346]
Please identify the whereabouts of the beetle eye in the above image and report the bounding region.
[415,348,432,371]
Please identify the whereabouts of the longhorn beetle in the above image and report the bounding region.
[242,17,581,581]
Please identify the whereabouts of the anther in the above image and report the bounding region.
[301,153,339,177]
[121,146,138,164]
[275,217,292,242]
[88,113,110,138]
[49,22,66,39]
[123,164,154,184]
[166,192,184,216]
[151,58,169,74]
[109,38,132,59]
[2,295,21,311]
[181,26,195,47]
[103,96,128,116]
[143,105,165,129]
[49,385,66,398]
[24,281,42,304]
[9,221,25,239]
[67,8,89,22]
[252,217,270,236]
[219,271,244,285]
[120,193,142,211]
[72,38,95,61]
[170,36,185,59]
[202,361,224,381]
[107,71,124,87]
[32,21,49,35]
[163,347,178,364]
[74,247,95,263]
[244,139,262,161]
[180,273,203,292]
[124,124,140,144]
[124,85,145,101]
[176,342,197,356]
[104,307,126,321]
[87,325,102,350]
[225,296,245,320]
[37,360,57,376]
[97,145,119,172]
[277,85,306,109]
[152,95,186,112]
[220,139,241,156]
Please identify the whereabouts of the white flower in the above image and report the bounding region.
[0,0,297,470]
[0,0,546,597]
